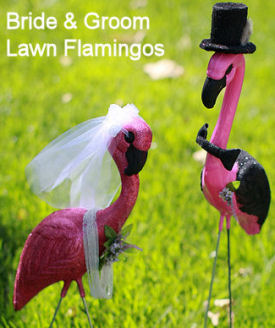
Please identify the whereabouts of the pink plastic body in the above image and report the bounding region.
[201,53,260,235]
[13,118,152,310]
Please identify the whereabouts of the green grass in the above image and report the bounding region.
[1,0,275,327]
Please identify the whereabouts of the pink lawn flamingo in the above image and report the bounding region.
[196,3,270,327]
[13,105,152,327]
[196,52,270,325]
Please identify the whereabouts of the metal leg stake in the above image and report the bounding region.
[204,225,222,328]
[49,297,63,328]
[82,297,93,328]
[227,228,232,328]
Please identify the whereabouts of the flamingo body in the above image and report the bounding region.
[13,115,152,314]
[14,208,87,310]
[201,150,270,234]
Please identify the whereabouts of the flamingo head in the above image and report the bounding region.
[202,52,245,108]
[108,116,152,176]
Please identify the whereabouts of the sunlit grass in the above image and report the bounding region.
[0,0,275,327]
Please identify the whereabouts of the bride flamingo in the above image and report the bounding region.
[13,104,152,327]
[196,3,270,327]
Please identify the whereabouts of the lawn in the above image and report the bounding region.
[1,0,275,327]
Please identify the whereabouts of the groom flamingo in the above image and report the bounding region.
[196,3,270,327]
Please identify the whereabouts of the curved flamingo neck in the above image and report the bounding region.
[210,55,245,149]
[100,174,139,231]
[96,151,139,235]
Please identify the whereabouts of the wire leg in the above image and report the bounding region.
[227,228,232,328]
[82,297,93,328]
[204,226,222,328]
[49,297,63,328]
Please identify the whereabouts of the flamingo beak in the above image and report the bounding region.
[201,76,226,109]
[124,144,148,176]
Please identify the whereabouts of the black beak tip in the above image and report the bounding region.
[202,98,216,109]
[124,167,132,176]
[201,76,226,109]
[124,145,148,176]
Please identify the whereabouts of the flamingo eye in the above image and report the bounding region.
[226,65,233,75]
[124,131,135,143]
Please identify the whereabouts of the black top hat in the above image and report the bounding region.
[200,2,256,54]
